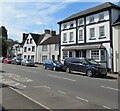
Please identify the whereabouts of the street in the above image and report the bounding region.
[1,63,119,110]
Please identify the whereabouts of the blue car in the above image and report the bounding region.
[43,59,63,71]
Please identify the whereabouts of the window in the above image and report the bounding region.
[30,39,32,44]
[63,51,68,59]
[31,55,34,61]
[32,46,35,52]
[79,30,83,41]
[69,51,72,57]
[63,33,67,43]
[99,26,105,38]
[91,50,99,60]
[69,32,73,42]
[90,28,95,39]
[27,39,29,44]
[99,13,104,21]
[89,16,94,23]
[42,56,47,62]
[28,55,30,59]
[42,45,48,51]
[70,22,74,28]
[55,44,59,51]
[24,55,26,59]
[78,19,83,25]
[63,24,67,29]
[28,48,31,51]
[24,47,27,52]
[101,50,106,61]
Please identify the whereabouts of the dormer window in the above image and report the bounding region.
[70,22,74,28]
[30,38,32,44]
[89,16,94,23]
[78,19,83,26]
[27,39,29,44]
[99,13,104,21]
[63,24,67,29]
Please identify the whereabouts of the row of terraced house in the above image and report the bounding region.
[11,2,120,73]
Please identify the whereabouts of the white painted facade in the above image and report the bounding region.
[112,24,120,73]
[37,43,59,63]
[22,34,37,62]
[59,6,120,71]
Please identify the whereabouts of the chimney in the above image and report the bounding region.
[45,29,50,34]
[22,33,27,41]
[50,30,56,36]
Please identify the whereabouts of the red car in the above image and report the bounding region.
[3,58,12,64]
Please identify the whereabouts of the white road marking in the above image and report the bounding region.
[35,86,51,89]
[101,86,119,91]
[58,90,66,95]
[102,105,112,109]
[76,96,88,102]
[48,74,76,82]
[10,87,52,111]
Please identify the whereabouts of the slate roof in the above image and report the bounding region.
[40,35,60,45]
[58,2,120,24]
[112,15,120,26]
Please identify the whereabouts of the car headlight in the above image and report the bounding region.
[26,61,29,63]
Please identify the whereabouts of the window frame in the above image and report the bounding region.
[63,33,67,43]
[69,32,74,42]
[42,45,48,51]
[89,28,96,40]
[78,29,83,41]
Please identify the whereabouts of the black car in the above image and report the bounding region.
[12,58,23,65]
[64,57,107,77]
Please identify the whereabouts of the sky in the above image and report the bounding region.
[0,0,119,42]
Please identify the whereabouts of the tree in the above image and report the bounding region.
[0,36,8,57]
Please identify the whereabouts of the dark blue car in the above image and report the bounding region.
[43,59,63,71]
[64,57,107,77]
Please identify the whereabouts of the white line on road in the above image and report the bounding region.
[35,86,51,89]
[102,105,112,109]
[101,86,119,91]
[10,87,52,111]
[76,96,88,102]
[58,90,66,95]
[48,74,76,82]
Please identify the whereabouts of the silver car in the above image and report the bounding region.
[21,59,35,66]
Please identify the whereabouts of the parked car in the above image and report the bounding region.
[0,57,5,63]
[12,57,23,65]
[43,59,64,71]
[64,57,107,77]
[21,59,35,66]
[3,58,13,64]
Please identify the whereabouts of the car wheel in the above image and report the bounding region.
[86,70,93,77]
[43,65,47,69]
[66,67,71,73]
[53,67,56,71]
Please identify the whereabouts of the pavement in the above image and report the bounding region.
[1,84,50,110]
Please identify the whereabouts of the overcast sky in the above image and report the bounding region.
[0,0,119,42]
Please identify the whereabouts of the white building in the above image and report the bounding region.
[36,31,60,63]
[11,43,23,58]
[112,16,120,73]
[58,2,120,72]
[22,30,59,63]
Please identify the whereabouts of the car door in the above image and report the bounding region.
[75,59,86,73]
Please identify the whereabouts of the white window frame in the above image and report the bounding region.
[63,33,67,43]
[79,29,83,41]
[89,16,94,23]
[70,21,74,28]
[42,45,48,51]
[90,28,95,39]
[99,13,104,21]
[78,19,83,26]
[99,26,105,38]
[42,55,47,62]
[55,44,59,51]
[69,32,74,42]
[63,51,68,59]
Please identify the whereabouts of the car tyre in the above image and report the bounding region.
[53,67,56,71]
[86,70,93,77]
[43,65,47,69]
[66,67,71,73]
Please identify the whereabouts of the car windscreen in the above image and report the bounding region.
[53,60,62,64]
[86,59,99,65]
[27,59,33,61]
[8,58,12,60]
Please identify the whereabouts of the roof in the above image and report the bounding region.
[62,44,105,51]
[40,35,60,45]
[112,15,120,26]
[58,2,120,24]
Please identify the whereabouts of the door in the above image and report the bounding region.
[52,55,55,60]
